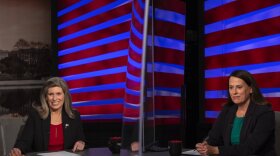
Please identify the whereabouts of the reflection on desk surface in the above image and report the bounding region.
[181,149,201,155]
[26,147,200,156]
[37,151,79,156]
[26,148,113,156]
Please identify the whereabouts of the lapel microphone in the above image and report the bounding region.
[65,123,69,128]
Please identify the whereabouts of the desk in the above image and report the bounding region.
[27,148,196,156]
[26,148,125,156]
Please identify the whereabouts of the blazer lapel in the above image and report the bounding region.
[240,102,255,142]
[62,111,70,148]
[42,114,50,150]
[224,105,237,145]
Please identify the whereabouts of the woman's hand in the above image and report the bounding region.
[72,140,85,152]
[131,141,139,152]
[206,144,219,155]
[196,142,208,156]
[196,141,219,156]
[9,148,23,156]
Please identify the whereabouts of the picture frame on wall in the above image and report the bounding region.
[0,0,52,116]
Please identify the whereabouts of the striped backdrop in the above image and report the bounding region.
[151,0,185,125]
[58,0,132,121]
[204,0,280,122]
[57,0,186,124]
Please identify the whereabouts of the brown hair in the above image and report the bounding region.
[33,77,75,119]
[226,70,269,106]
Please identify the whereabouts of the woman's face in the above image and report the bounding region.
[229,76,252,106]
[47,86,64,112]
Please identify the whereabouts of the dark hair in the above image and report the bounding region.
[33,77,75,119]
[226,70,269,106]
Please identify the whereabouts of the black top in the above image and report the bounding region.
[207,102,276,156]
[14,109,85,154]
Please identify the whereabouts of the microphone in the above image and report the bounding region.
[65,123,69,128]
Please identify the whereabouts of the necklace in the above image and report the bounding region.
[51,112,62,138]
[55,127,58,138]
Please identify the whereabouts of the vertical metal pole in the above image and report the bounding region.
[151,0,155,144]
[138,0,150,155]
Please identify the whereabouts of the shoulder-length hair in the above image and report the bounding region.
[226,70,269,106]
[33,77,75,119]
